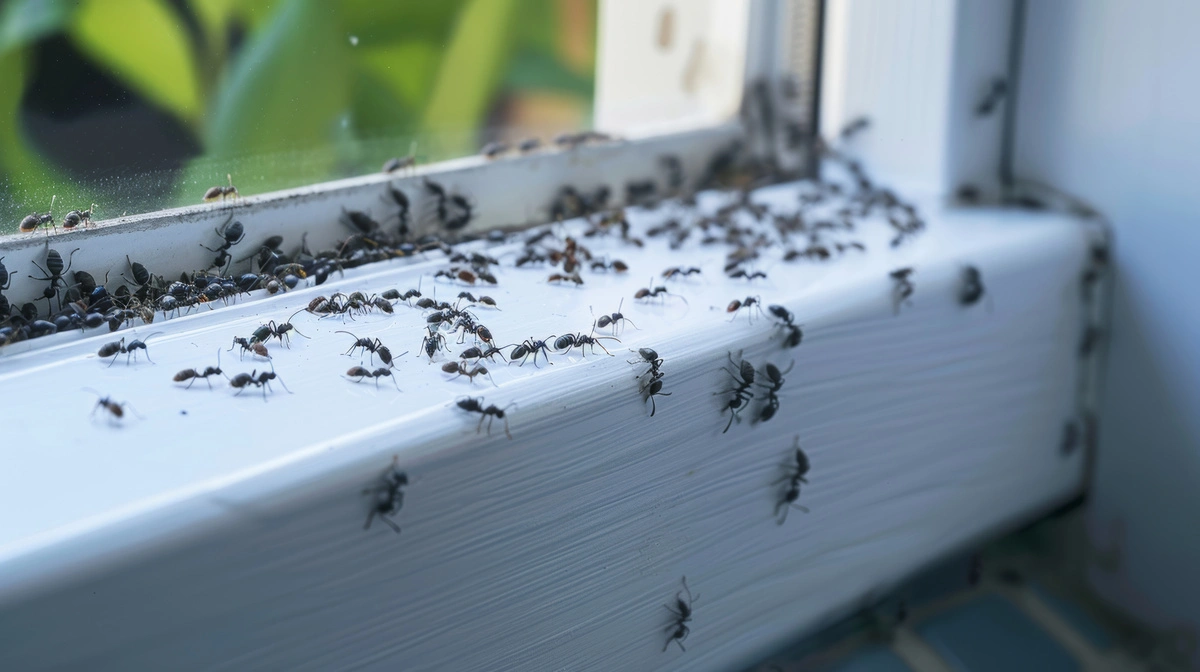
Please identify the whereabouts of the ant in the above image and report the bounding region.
[441,361,497,385]
[554,329,619,356]
[662,266,701,280]
[98,332,162,366]
[459,345,507,362]
[382,155,415,173]
[61,203,97,230]
[589,259,629,273]
[29,246,78,313]
[384,185,411,238]
[755,361,793,423]
[518,137,541,152]
[85,388,141,423]
[548,272,584,286]
[252,310,309,348]
[510,336,555,367]
[960,265,986,307]
[890,267,915,314]
[203,174,238,202]
[174,351,225,389]
[663,576,696,652]
[229,363,291,400]
[421,326,447,360]
[767,305,803,348]
[202,215,245,270]
[775,437,811,524]
[457,292,498,309]
[455,396,515,439]
[337,331,397,367]
[641,376,671,417]
[435,267,478,285]
[363,458,408,533]
[593,299,638,335]
[726,296,763,322]
[728,269,768,281]
[631,347,664,379]
[481,141,510,158]
[346,366,401,390]
[19,195,56,234]
[718,351,756,433]
[229,336,270,359]
[634,278,687,305]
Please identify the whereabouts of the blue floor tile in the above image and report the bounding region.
[821,645,912,672]
[917,594,1079,672]
[1029,582,1113,650]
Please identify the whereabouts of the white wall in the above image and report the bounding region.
[1015,0,1200,656]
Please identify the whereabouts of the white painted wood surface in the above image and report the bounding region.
[0,181,1090,671]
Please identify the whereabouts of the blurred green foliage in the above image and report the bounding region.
[0,0,596,231]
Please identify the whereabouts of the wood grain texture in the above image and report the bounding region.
[0,182,1090,671]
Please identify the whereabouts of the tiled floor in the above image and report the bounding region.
[742,510,1186,672]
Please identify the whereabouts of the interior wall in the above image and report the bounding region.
[1014,0,1200,658]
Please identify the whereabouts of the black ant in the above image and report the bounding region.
[202,215,245,270]
[456,396,515,439]
[29,246,79,313]
[728,269,768,281]
[719,351,756,433]
[229,336,270,359]
[346,366,401,390]
[337,331,397,367]
[548,271,584,286]
[890,267,915,314]
[755,361,793,423]
[61,203,96,229]
[457,292,499,309]
[960,265,986,306]
[634,278,687,305]
[592,299,638,335]
[19,195,56,233]
[663,576,696,652]
[202,174,238,201]
[459,345,507,362]
[726,296,763,322]
[767,305,803,348]
[510,336,555,367]
[229,363,291,400]
[85,388,141,422]
[174,351,225,389]
[98,332,162,366]
[382,155,415,173]
[642,376,671,417]
[421,326,447,360]
[589,259,629,273]
[252,310,309,348]
[481,140,510,158]
[662,266,701,279]
[384,185,411,238]
[363,458,408,533]
[441,361,496,385]
[631,347,664,378]
[555,328,619,356]
[775,437,811,524]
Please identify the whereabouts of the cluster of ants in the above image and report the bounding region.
[719,351,794,432]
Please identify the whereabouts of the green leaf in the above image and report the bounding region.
[205,0,349,162]
[68,0,201,124]
[0,0,78,52]
[358,41,440,110]
[421,0,520,155]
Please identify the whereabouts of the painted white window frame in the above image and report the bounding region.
[0,2,1109,670]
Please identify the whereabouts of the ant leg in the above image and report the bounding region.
[502,417,512,440]
[379,516,401,534]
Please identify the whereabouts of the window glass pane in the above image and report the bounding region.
[0,0,597,231]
